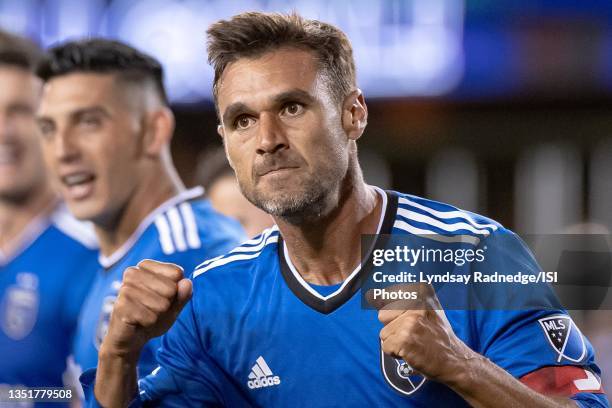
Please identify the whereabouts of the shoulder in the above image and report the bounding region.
[49,204,98,250]
[185,226,280,314]
[151,198,245,257]
[391,191,506,246]
[191,225,280,281]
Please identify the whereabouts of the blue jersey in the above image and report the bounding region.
[82,187,608,407]
[71,187,245,390]
[0,203,98,407]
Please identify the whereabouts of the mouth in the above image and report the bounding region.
[258,166,299,178]
[60,171,96,200]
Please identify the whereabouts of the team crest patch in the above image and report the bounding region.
[538,315,586,363]
[380,342,426,396]
[1,273,39,340]
[94,280,121,349]
[95,295,116,349]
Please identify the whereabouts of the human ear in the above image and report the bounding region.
[143,107,175,157]
[341,89,368,141]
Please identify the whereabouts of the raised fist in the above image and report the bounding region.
[101,259,192,360]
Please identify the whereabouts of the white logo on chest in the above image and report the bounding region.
[247,356,281,389]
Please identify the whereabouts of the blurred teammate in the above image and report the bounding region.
[196,147,273,237]
[0,31,98,404]
[35,39,245,396]
[91,13,607,407]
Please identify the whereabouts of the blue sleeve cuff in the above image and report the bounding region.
[79,368,143,408]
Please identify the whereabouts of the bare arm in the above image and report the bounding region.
[445,352,576,408]
[94,348,139,408]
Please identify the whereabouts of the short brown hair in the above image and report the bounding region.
[0,29,42,71]
[207,12,356,107]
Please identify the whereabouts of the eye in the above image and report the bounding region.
[79,114,102,129]
[282,102,304,117]
[235,115,255,130]
[37,121,55,139]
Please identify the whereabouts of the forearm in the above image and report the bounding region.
[448,354,577,408]
[94,345,140,408]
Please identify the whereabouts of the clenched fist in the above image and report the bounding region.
[370,284,480,385]
[101,259,192,360]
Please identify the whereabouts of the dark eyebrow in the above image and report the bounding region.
[36,106,111,129]
[221,89,316,126]
[70,106,111,122]
[272,89,315,106]
[222,102,251,126]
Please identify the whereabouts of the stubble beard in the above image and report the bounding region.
[241,168,343,225]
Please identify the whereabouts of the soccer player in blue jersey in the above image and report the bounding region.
[0,30,98,404]
[90,12,607,407]
[35,39,245,398]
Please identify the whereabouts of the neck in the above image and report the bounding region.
[95,166,184,258]
[275,168,383,286]
[0,182,58,255]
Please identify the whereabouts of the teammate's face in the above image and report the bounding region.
[37,73,142,225]
[216,47,350,221]
[0,66,45,202]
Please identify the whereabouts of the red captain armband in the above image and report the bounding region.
[520,366,605,397]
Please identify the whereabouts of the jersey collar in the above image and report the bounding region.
[278,187,398,314]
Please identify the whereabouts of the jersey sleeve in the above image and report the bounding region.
[471,229,607,403]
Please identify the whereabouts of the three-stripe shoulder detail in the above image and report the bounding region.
[193,226,279,278]
[393,196,499,245]
[154,202,202,255]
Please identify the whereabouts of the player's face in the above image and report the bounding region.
[37,73,142,224]
[216,47,350,220]
[0,66,45,202]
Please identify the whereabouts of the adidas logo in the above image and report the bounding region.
[247,356,281,389]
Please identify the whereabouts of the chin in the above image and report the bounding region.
[65,201,101,222]
[260,189,328,219]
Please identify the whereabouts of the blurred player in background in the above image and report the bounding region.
[35,39,245,399]
[90,12,607,408]
[195,147,273,237]
[0,30,98,405]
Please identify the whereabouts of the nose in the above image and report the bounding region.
[255,112,288,155]
[53,129,80,163]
